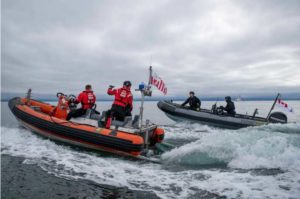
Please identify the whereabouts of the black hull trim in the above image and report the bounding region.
[162,107,248,129]
[9,98,143,153]
[157,101,250,129]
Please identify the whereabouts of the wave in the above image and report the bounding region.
[164,122,300,139]
[162,123,300,169]
[2,124,300,199]
[163,122,219,140]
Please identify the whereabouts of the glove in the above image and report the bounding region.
[109,85,115,89]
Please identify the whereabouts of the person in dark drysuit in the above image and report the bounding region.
[66,84,96,120]
[181,91,201,111]
[220,96,236,115]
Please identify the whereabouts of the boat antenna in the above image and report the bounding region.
[215,97,219,105]
[26,88,32,105]
[266,93,281,120]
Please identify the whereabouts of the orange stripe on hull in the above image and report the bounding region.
[20,120,141,157]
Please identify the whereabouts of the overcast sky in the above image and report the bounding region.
[2,0,300,97]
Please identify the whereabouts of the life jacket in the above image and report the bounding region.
[52,95,69,119]
[107,87,133,108]
[76,90,96,110]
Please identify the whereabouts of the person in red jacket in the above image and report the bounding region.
[66,84,96,120]
[105,81,133,128]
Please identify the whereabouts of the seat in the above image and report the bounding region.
[132,115,140,128]
[111,116,132,127]
[31,106,41,111]
[99,111,107,122]
[97,112,139,129]
[83,109,101,120]
[90,112,101,120]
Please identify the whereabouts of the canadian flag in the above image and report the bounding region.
[276,99,293,112]
[150,73,167,95]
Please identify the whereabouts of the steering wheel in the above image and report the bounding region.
[56,92,65,98]
[68,94,76,101]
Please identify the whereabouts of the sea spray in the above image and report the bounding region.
[2,124,300,199]
[162,123,300,170]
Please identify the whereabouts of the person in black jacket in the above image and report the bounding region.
[181,91,201,111]
[220,96,236,115]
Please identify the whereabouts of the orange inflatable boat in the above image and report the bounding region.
[8,90,165,158]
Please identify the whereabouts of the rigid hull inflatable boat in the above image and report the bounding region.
[8,91,165,159]
[157,100,287,129]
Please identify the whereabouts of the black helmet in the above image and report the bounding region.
[85,84,92,90]
[225,96,231,101]
[123,81,132,87]
[189,91,195,95]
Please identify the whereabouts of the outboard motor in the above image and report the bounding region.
[268,112,287,124]
[150,128,165,146]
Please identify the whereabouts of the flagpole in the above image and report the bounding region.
[266,93,281,120]
[138,66,152,129]
[139,91,144,129]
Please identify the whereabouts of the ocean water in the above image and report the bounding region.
[1,100,300,199]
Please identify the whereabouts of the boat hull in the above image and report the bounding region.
[9,97,144,157]
[157,100,267,129]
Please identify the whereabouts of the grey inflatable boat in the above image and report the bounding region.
[157,100,287,129]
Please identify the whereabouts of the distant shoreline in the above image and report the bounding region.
[1,98,300,102]
[2,92,300,102]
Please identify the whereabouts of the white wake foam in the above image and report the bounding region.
[2,125,300,199]
[162,123,300,170]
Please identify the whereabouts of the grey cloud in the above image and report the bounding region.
[1,0,300,98]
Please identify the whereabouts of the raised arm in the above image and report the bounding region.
[107,87,116,95]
